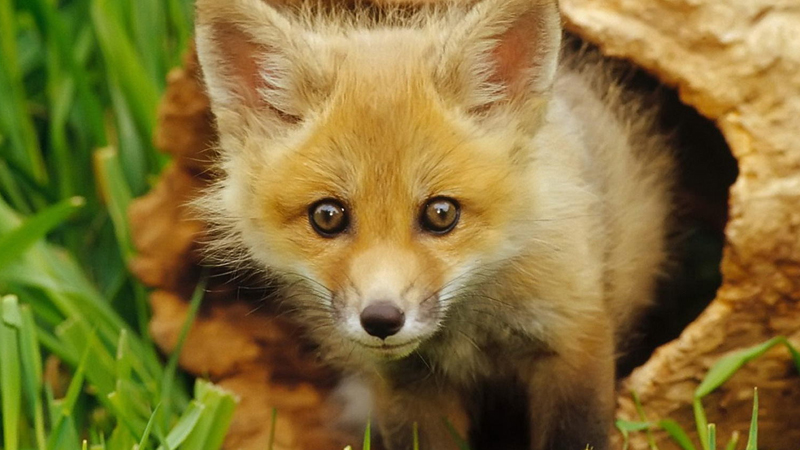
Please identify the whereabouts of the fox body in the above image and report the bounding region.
[194,0,674,448]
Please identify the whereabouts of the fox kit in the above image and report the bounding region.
[195,0,673,448]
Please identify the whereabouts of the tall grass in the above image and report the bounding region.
[0,0,238,448]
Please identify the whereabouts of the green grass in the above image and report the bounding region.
[0,204,238,449]
[617,337,800,450]
[0,0,239,448]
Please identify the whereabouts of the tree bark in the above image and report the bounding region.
[559,1,800,449]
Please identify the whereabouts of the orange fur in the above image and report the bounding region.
[194,0,674,448]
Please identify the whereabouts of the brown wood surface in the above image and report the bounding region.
[560,1,800,448]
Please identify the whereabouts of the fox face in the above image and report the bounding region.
[195,0,562,361]
[232,84,527,359]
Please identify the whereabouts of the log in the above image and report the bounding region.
[559,1,800,448]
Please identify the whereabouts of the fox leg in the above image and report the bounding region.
[371,384,469,450]
[523,327,616,450]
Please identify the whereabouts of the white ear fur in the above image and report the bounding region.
[436,0,562,111]
[195,0,322,128]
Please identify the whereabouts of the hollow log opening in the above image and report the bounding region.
[560,1,800,448]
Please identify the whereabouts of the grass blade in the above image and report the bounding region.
[107,78,150,195]
[91,0,159,138]
[156,401,205,450]
[0,0,47,183]
[23,0,107,148]
[160,275,207,426]
[707,424,716,450]
[363,417,371,450]
[93,147,156,342]
[93,148,134,261]
[114,329,132,384]
[1,295,23,450]
[107,419,138,449]
[180,380,238,449]
[138,403,162,450]
[694,398,709,450]
[695,337,783,398]
[616,420,652,433]
[0,196,85,271]
[59,340,90,416]
[46,414,81,450]
[166,0,192,65]
[632,391,659,450]
[131,0,166,91]
[745,388,758,450]
[18,304,47,450]
[724,431,740,450]
[658,420,697,450]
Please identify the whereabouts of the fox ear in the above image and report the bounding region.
[437,0,561,111]
[195,0,325,131]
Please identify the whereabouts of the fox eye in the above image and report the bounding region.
[421,197,460,234]
[309,199,348,237]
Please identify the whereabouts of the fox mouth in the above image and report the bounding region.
[356,339,422,359]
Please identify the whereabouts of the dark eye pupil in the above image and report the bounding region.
[422,197,459,234]
[431,203,451,223]
[310,200,348,236]
[317,205,339,224]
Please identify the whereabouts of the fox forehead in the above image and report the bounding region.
[197,0,559,275]
[257,79,521,235]
[325,27,436,68]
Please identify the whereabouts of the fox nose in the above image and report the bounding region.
[360,301,405,339]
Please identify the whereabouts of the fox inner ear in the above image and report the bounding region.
[489,4,560,97]
[204,23,279,110]
[195,1,307,127]
[438,0,562,111]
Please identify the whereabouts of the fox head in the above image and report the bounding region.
[195,0,562,361]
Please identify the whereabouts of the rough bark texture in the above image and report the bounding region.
[128,1,800,449]
[559,1,800,448]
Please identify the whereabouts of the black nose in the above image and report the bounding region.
[360,301,405,339]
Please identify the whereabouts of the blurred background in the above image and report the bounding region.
[1,0,191,304]
[0,1,239,449]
